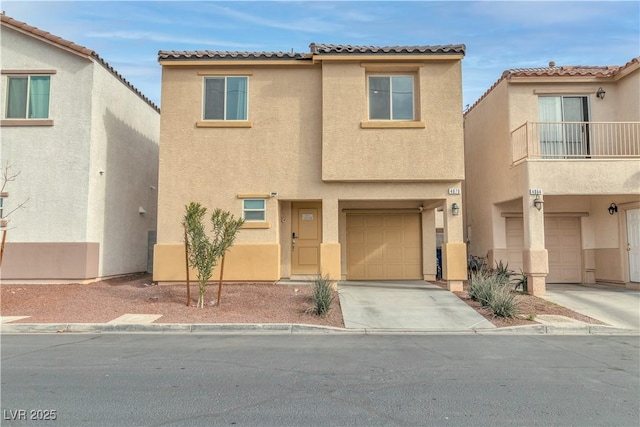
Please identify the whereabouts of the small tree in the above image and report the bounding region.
[183,202,244,308]
[0,163,29,267]
[210,208,244,305]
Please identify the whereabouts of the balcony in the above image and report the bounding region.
[511,122,640,164]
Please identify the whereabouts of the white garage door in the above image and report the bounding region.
[505,217,582,283]
[346,213,422,280]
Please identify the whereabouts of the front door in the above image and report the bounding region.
[627,208,640,282]
[291,202,322,275]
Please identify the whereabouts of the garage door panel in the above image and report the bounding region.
[384,229,403,245]
[385,264,403,278]
[385,247,403,262]
[384,215,403,227]
[348,247,365,264]
[404,264,422,278]
[506,218,524,272]
[365,215,383,227]
[545,217,581,283]
[367,264,384,278]
[506,216,581,283]
[347,213,422,280]
[365,246,383,262]
[347,229,364,245]
[367,229,384,244]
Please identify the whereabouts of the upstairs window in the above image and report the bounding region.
[368,75,414,120]
[242,199,265,221]
[5,75,50,119]
[203,76,248,120]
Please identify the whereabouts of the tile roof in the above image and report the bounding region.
[1,13,159,112]
[158,43,466,61]
[158,50,306,60]
[465,57,640,116]
[501,64,622,79]
[309,43,466,55]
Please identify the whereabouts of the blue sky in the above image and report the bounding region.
[3,1,639,108]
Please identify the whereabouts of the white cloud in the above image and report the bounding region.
[86,30,260,48]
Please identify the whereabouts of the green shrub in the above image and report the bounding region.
[309,275,334,316]
[513,269,528,293]
[488,286,520,318]
[492,260,513,285]
[469,273,499,307]
[470,272,519,317]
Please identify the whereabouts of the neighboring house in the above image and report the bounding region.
[0,14,160,280]
[154,43,468,291]
[464,58,640,295]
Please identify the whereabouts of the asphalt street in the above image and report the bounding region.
[1,334,639,426]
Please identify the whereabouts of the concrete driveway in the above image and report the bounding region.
[542,283,640,330]
[338,280,495,330]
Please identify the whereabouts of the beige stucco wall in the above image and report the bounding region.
[463,80,516,258]
[87,62,160,276]
[156,58,466,282]
[321,60,464,181]
[615,67,640,121]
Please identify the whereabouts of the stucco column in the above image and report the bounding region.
[522,194,548,295]
[421,208,436,281]
[321,199,341,281]
[443,197,466,292]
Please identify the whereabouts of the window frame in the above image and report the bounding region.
[4,74,51,120]
[367,74,415,121]
[242,199,266,222]
[202,76,249,121]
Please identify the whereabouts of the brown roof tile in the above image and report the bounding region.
[158,43,466,61]
[309,43,466,55]
[158,50,305,60]
[1,13,159,112]
[501,65,621,79]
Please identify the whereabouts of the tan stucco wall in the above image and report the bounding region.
[157,59,466,282]
[153,243,280,282]
[1,242,99,280]
[321,60,464,181]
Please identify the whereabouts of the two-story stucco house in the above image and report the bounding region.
[154,43,468,291]
[464,58,640,295]
[0,14,160,281]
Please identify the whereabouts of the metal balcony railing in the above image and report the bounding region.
[511,122,640,163]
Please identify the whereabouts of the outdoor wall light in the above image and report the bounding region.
[608,203,618,215]
[533,195,544,211]
[596,87,606,100]
[451,202,460,216]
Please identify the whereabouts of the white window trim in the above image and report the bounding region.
[202,76,249,121]
[242,199,266,222]
[367,74,415,121]
[5,74,51,120]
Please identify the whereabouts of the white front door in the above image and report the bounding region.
[627,208,640,282]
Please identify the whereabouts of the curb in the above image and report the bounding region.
[1,323,638,335]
